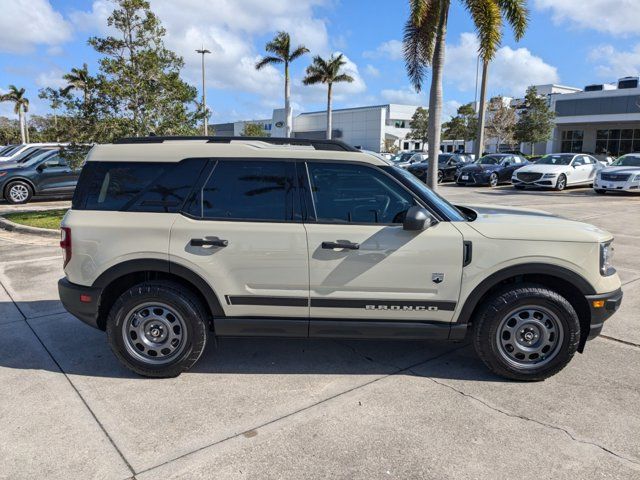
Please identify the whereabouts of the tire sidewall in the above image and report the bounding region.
[107,284,207,377]
[489,173,498,187]
[475,287,580,381]
[5,181,33,204]
[556,174,567,191]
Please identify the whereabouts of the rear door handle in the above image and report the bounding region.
[322,241,360,250]
[191,237,228,247]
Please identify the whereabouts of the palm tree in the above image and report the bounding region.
[255,32,309,138]
[0,85,30,143]
[404,0,528,189]
[62,63,92,105]
[302,54,354,140]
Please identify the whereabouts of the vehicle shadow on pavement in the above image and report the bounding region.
[1,304,507,383]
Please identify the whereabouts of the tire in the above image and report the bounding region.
[594,189,606,195]
[514,185,525,190]
[489,173,499,188]
[4,180,33,204]
[554,174,567,191]
[473,284,580,381]
[106,281,209,378]
[437,170,444,183]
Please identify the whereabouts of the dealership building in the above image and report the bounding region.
[211,104,423,152]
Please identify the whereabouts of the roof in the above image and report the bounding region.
[87,136,387,165]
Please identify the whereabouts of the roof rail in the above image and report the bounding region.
[113,136,359,152]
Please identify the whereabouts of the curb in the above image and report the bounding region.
[0,215,60,238]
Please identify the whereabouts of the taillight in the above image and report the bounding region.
[60,227,72,268]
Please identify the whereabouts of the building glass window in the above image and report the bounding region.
[560,130,584,153]
[596,129,640,156]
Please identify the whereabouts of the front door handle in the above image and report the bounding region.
[322,241,360,250]
[191,237,228,247]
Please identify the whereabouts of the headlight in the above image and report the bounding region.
[634,174,640,181]
[543,173,558,178]
[600,241,615,276]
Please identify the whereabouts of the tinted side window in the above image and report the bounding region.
[74,159,206,212]
[307,163,415,224]
[198,160,295,221]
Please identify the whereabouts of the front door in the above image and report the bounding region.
[37,154,76,193]
[169,160,309,322]
[303,162,464,323]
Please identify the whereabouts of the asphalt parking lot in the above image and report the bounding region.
[1,185,639,480]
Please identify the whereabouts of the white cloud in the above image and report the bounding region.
[381,87,422,105]
[443,100,462,121]
[365,64,380,77]
[535,0,640,36]
[589,44,640,79]
[71,0,342,114]
[363,40,403,61]
[35,70,67,89]
[444,33,559,97]
[0,0,72,53]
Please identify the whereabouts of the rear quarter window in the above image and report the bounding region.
[73,159,207,212]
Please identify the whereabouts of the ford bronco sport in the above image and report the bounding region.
[58,137,623,380]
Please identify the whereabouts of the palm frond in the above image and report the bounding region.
[497,0,528,40]
[255,56,284,70]
[333,73,354,83]
[289,45,310,62]
[403,0,439,92]
[302,72,324,85]
[464,0,502,61]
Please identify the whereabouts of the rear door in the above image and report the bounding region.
[169,159,309,326]
[302,161,464,324]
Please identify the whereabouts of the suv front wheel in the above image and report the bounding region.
[106,281,208,378]
[5,180,33,204]
[473,285,580,381]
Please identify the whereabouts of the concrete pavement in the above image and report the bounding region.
[0,186,638,479]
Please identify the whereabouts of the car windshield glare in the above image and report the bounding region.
[612,155,640,167]
[536,155,573,166]
[476,156,499,165]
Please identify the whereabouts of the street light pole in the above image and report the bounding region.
[196,46,211,136]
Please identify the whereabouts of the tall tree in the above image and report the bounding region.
[0,85,29,143]
[404,0,529,189]
[255,31,309,138]
[88,0,199,136]
[514,86,555,155]
[407,106,429,147]
[485,97,517,151]
[61,63,93,105]
[302,54,354,140]
[241,123,267,137]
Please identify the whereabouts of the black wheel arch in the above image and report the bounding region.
[456,263,595,351]
[92,259,225,330]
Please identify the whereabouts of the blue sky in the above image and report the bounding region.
[2,0,640,123]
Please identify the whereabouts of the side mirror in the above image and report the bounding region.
[37,163,47,172]
[403,206,435,231]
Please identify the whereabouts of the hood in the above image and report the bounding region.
[461,204,612,243]
[600,166,640,174]
[0,161,20,170]
[516,164,569,174]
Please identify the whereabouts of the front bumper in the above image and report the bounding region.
[457,172,489,185]
[594,176,640,192]
[511,176,556,188]
[58,277,104,330]
[584,288,623,340]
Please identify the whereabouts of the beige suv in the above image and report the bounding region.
[58,137,623,380]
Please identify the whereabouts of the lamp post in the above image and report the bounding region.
[196,46,211,135]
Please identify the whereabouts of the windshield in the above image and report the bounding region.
[611,154,640,167]
[17,148,57,163]
[22,150,57,167]
[438,154,452,163]
[536,154,574,165]
[475,156,501,165]
[390,152,414,163]
[0,145,22,156]
[0,145,17,155]
[388,166,466,221]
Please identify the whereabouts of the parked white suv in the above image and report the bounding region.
[59,137,622,380]
[512,153,602,190]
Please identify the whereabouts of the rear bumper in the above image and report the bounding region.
[585,288,623,340]
[58,277,103,330]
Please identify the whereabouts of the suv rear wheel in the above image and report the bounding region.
[5,180,33,204]
[106,281,208,378]
[473,285,580,381]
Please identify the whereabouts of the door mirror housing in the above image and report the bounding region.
[403,206,436,231]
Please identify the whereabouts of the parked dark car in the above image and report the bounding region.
[407,153,470,183]
[456,153,528,187]
[0,148,87,204]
